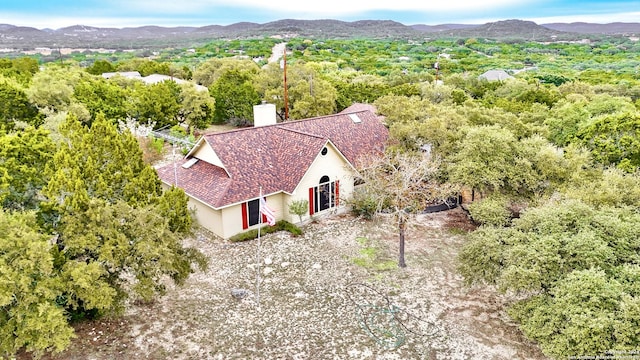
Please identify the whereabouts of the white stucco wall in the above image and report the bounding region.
[289,141,355,223]
[188,196,224,237]
[219,192,287,239]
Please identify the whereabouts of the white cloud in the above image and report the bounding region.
[229,0,523,13]
[111,0,528,15]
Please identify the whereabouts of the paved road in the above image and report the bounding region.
[268,42,287,64]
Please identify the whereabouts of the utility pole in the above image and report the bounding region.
[283,48,289,121]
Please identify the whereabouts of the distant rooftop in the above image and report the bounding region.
[102,72,208,92]
[478,69,514,82]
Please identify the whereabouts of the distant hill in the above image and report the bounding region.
[410,24,478,32]
[0,19,422,49]
[1,18,639,50]
[541,22,640,35]
[421,19,566,40]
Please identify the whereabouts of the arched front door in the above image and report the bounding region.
[318,176,331,212]
[309,175,339,215]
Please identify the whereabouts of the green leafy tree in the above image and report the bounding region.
[288,199,309,223]
[72,75,129,124]
[210,69,260,125]
[26,67,78,112]
[459,200,640,358]
[256,62,337,120]
[449,126,519,198]
[0,127,55,210]
[86,60,115,76]
[575,111,640,169]
[193,58,260,87]
[449,126,566,199]
[177,83,215,130]
[563,167,640,209]
[0,210,76,358]
[41,114,206,321]
[466,194,511,227]
[545,95,592,146]
[130,80,181,129]
[116,59,170,77]
[284,64,337,119]
[331,77,391,111]
[0,57,38,84]
[0,78,42,130]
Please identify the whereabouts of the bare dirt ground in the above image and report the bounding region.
[37,208,548,360]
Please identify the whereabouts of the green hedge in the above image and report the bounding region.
[229,220,303,242]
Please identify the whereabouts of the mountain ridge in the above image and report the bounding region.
[0,19,638,50]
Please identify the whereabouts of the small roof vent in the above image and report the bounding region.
[348,113,362,123]
[182,158,199,169]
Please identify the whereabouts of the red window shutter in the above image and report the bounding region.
[335,180,340,207]
[241,202,248,229]
[308,187,315,216]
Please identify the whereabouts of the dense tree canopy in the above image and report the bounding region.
[0,78,42,130]
[0,113,206,358]
[0,210,76,357]
[459,200,640,357]
[210,68,260,125]
[0,127,55,210]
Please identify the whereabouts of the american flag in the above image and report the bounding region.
[260,196,276,226]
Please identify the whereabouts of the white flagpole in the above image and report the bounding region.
[256,186,262,310]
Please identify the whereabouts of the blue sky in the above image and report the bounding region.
[1,0,639,29]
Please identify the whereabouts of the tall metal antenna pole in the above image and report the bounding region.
[256,187,263,311]
[283,48,289,121]
[172,143,178,187]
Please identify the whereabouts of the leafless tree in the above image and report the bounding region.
[357,150,457,267]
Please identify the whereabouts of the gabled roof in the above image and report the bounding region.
[156,109,388,209]
[278,110,387,167]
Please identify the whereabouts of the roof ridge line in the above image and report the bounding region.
[276,125,326,139]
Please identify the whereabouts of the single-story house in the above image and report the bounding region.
[156,104,388,239]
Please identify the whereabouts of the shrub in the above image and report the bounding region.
[229,220,302,242]
[138,136,164,164]
[349,187,381,220]
[467,195,511,227]
[288,199,309,223]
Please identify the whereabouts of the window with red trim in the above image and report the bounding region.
[242,199,263,229]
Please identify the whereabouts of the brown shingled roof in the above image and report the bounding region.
[339,103,377,114]
[156,109,388,209]
[280,110,387,168]
[156,158,232,207]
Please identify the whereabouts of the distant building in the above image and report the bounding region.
[102,71,141,79]
[101,72,208,92]
[478,69,514,82]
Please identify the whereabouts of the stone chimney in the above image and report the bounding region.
[253,102,277,127]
